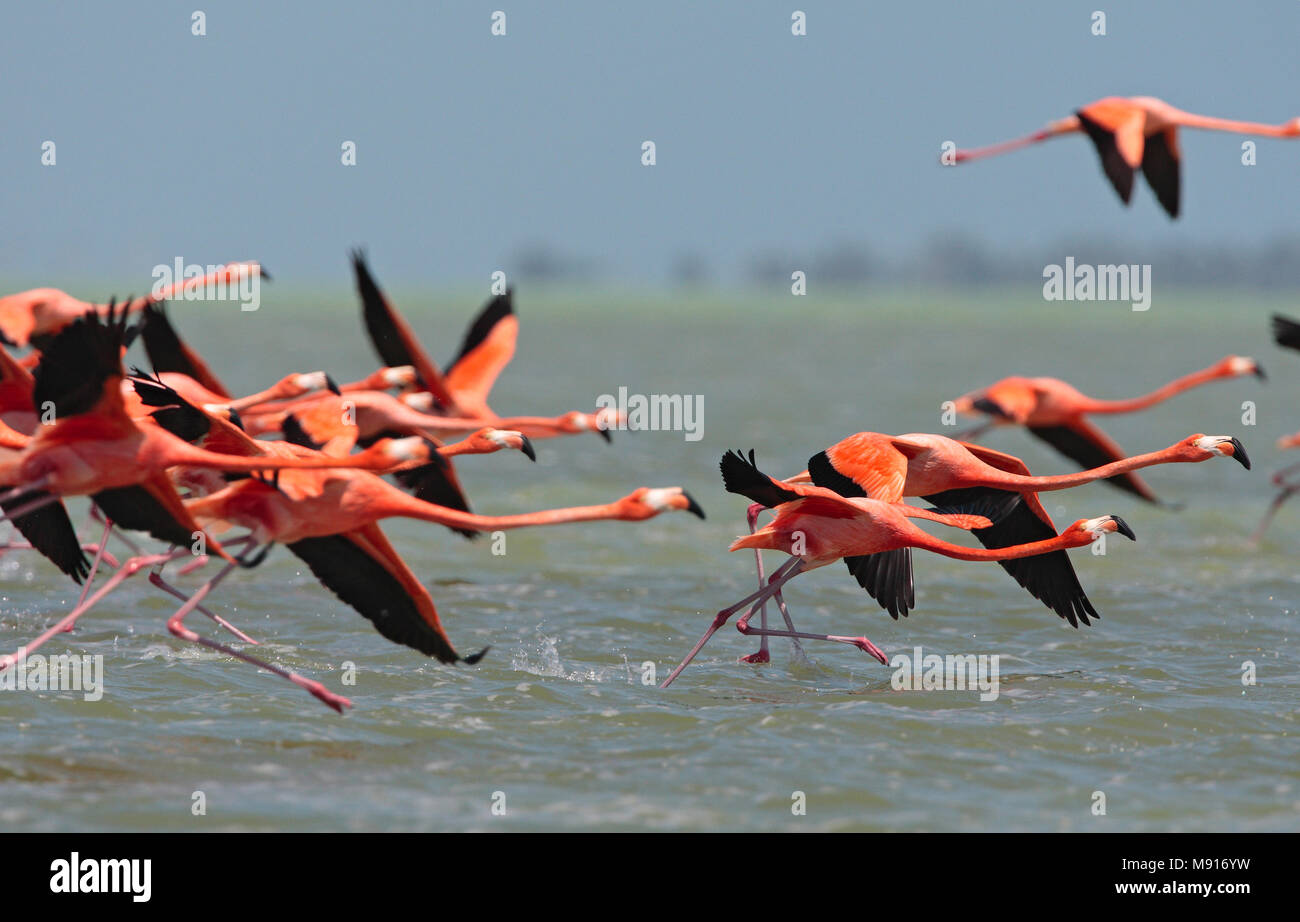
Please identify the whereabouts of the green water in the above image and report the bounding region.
[2,287,1297,831]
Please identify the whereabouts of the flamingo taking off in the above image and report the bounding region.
[949,355,1262,503]
[951,96,1300,217]
[659,450,1134,688]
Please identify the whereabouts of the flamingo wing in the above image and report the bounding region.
[1075,101,1146,206]
[973,379,1038,423]
[351,251,457,410]
[285,525,483,664]
[956,440,1057,529]
[1027,417,1161,503]
[139,303,231,398]
[806,443,914,618]
[1271,314,1300,351]
[444,291,517,415]
[0,344,35,413]
[921,485,1099,627]
[392,451,478,540]
[0,492,90,583]
[1140,127,1181,218]
[92,473,211,548]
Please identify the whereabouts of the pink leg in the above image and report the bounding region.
[1250,483,1299,545]
[660,558,805,689]
[0,491,62,523]
[739,503,805,664]
[736,622,888,665]
[147,562,259,644]
[0,477,52,507]
[0,549,188,671]
[165,561,352,713]
[62,517,116,632]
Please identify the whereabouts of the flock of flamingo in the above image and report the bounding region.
[2,95,1297,707]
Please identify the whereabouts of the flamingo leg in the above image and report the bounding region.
[164,558,352,713]
[735,622,888,665]
[660,557,805,689]
[147,548,259,645]
[0,549,188,671]
[0,491,62,523]
[0,476,52,507]
[1250,483,1299,545]
[738,503,805,664]
[62,517,116,632]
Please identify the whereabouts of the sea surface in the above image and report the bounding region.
[2,286,1297,831]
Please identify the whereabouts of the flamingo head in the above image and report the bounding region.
[1187,434,1251,469]
[379,365,417,389]
[401,391,436,413]
[558,410,616,442]
[466,427,536,461]
[372,435,433,465]
[1219,355,1265,380]
[276,371,340,400]
[1065,515,1137,547]
[1284,117,1300,137]
[615,486,706,521]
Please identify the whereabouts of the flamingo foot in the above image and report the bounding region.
[829,634,890,665]
[291,675,353,713]
[738,649,770,664]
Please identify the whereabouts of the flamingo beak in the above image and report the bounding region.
[519,436,537,462]
[325,375,341,395]
[682,490,706,520]
[598,427,612,443]
[258,266,273,282]
[1253,363,1267,381]
[1109,515,1136,541]
[1228,437,1251,470]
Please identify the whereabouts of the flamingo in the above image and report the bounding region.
[949,355,1262,502]
[159,469,706,710]
[736,430,1249,664]
[659,450,1134,687]
[0,262,267,349]
[951,97,1300,217]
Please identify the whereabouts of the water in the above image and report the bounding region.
[2,287,1297,831]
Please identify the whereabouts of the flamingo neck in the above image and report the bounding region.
[910,531,1074,562]
[980,446,1181,492]
[1079,362,1233,414]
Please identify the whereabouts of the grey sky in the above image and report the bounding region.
[3,1,1297,287]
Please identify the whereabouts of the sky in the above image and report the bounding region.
[2,1,1298,287]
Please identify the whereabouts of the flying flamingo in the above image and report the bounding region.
[951,97,1300,217]
[736,430,1250,664]
[659,450,1134,688]
[163,469,706,710]
[0,262,267,349]
[949,355,1262,502]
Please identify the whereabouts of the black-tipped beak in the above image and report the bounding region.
[520,436,537,462]
[597,427,612,443]
[258,266,273,282]
[683,490,706,520]
[325,374,341,395]
[1110,515,1136,541]
[1229,437,1251,470]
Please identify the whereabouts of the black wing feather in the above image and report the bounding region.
[447,291,514,373]
[286,534,480,663]
[1,494,89,583]
[1140,130,1180,218]
[1075,110,1136,206]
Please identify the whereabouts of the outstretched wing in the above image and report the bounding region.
[444,291,517,414]
[1272,314,1300,352]
[1075,101,1146,206]
[1140,127,1181,219]
[922,485,1099,628]
[139,303,231,398]
[351,251,457,410]
[286,525,484,664]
